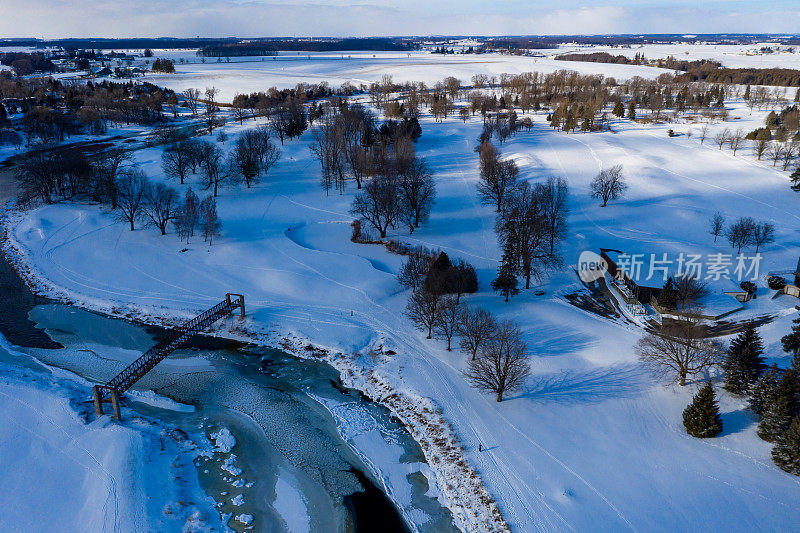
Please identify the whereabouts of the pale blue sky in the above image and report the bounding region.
[1,0,797,39]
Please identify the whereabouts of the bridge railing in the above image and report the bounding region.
[93,294,245,419]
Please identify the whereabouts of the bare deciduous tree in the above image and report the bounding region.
[434,296,461,350]
[476,141,518,212]
[116,168,149,231]
[457,307,497,360]
[405,290,441,339]
[161,141,193,184]
[710,212,725,242]
[636,315,723,386]
[199,195,222,245]
[728,128,744,155]
[465,320,530,402]
[714,128,729,149]
[590,164,627,207]
[398,252,431,291]
[753,221,775,253]
[175,187,199,243]
[541,176,570,256]
[203,87,219,134]
[699,123,710,144]
[183,88,200,117]
[197,141,232,196]
[350,174,398,238]
[143,182,179,235]
[674,275,709,310]
[726,216,756,254]
[397,158,436,234]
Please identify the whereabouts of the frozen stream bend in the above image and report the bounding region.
[0,283,458,533]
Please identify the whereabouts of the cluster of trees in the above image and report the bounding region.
[478,110,531,143]
[557,52,720,72]
[14,146,222,242]
[639,311,800,475]
[15,147,130,205]
[722,322,800,474]
[348,137,435,237]
[115,173,221,243]
[228,83,355,122]
[0,51,54,75]
[401,251,528,402]
[475,141,569,298]
[199,38,409,57]
[677,66,800,88]
[161,127,280,195]
[709,213,775,254]
[151,59,175,73]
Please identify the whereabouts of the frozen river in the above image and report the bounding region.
[0,256,457,533]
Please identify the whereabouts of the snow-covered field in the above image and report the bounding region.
[139,50,669,101]
[550,42,800,70]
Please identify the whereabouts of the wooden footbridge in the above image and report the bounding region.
[93,293,245,420]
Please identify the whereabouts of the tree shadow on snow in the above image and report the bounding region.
[719,407,756,436]
[511,364,649,404]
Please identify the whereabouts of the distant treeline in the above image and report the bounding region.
[198,38,411,57]
[197,44,279,58]
[555,51,720,72]
[484,38,557,50]
[0,38,240,50]
[676,66,800,87]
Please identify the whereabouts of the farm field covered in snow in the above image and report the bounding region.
[7,72,800,532]
[139,50,669,101]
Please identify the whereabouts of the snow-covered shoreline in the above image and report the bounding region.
[0,326,224,532]
[1,207,509,533]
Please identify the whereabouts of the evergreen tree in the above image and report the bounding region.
[612,100,624,118]
[783,314,800,367]
[791,166,800,193]
[743,85,751,101]
[723,322,766,395]
[757,369,799,442]
[491,247,519,302]
[627,101,636,120]
[772,416,800,475]
[683,382,723,438]
[750,364,781,417]
[656,277,678,310]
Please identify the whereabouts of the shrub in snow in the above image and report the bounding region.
[682,382,722,438]
[767,276,787,290]
[739,281,757,295]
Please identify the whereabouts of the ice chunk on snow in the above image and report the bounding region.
[210,428,236,453]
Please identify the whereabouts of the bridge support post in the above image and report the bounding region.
[92,385,103,416]
[226,293,245,318]
[110,388,122,420]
